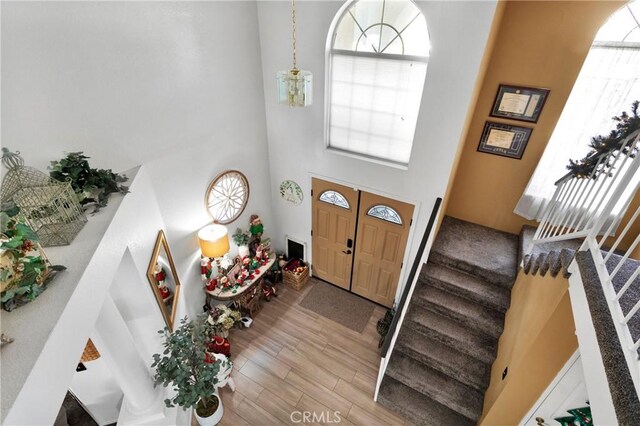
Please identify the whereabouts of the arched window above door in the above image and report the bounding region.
[366,204,403,225]
[319,190,350,209]
[326,0,430,168]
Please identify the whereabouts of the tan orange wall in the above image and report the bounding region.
[480,271,578,425]
[437,1,506,234]
[445,0,624,235]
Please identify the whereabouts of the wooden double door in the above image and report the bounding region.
[311,178,414,307]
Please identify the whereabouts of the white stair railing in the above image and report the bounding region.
[528,129,640,399]
[531,130,640,246]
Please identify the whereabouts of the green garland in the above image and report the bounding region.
[567,101,640,178]
[49,152,129,213]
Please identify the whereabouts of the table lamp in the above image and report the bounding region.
[198,224,230,268]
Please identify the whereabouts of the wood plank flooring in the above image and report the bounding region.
[195,279,409,425]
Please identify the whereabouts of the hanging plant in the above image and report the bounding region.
[49,152,129,213]
[567,100,640,178]
[0,202,66,311]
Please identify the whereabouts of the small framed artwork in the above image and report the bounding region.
[490,84,550,123]
[477,121,532,160]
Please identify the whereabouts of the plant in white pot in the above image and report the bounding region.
[231,228,250,259]
[152,315,229,426]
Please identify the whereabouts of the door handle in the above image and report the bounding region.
[342,250,352,255]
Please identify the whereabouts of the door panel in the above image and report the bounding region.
[311,178,358,290]
[352,191,414,307]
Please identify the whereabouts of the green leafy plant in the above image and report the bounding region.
[567,100,640,178]
[152,315,228,417]
[231,228,250,246]
[49,152,129,213]
[0,203,66,311]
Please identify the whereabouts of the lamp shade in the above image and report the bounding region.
[198,224,230,258]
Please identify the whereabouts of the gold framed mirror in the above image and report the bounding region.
[147,230,181,331]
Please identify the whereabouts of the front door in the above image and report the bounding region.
[311,178,358,290]
[311,178,414,307]
[351,191,414,307]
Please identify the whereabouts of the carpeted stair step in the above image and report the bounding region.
[413,284,505,339]
[386,351,483,422]
[420,261,510,313]
[430,216,518,288]
[394,327,490,392]
[378,376,475,426]
[405,306,497,364]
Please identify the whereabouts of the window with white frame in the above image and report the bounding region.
[515,1,640,222]
[326,0,429,167]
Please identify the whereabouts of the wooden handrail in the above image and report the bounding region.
[380,197,442,357]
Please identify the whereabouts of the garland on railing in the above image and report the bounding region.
[567,100,640,178]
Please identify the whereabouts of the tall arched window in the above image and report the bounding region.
[325,0,430,168]
[515,1,640,221]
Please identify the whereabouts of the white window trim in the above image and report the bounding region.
[323,0,428,170]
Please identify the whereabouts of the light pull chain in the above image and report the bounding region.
[291,0,297,71]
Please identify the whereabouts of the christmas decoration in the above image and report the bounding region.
[567,101,640,178]
[206,304,241,338]
[1,203,66,311]
[153,264,172,302]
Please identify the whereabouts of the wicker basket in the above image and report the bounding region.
[283,263,309,290]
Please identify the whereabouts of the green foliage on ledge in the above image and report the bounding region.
[49,152,129,213]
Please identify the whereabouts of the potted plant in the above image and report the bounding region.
[152,315,229,426]
[231,228,250,258]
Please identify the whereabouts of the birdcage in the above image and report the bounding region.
[1,148,87,246]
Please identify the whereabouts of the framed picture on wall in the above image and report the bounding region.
[477,121,532,160]
[490,84,550,123]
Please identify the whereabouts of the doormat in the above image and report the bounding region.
[298,278,376,333]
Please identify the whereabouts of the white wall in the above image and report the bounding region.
[257,1,498,296]
[1,1,273,318]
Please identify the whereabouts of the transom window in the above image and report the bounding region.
[367,205,403,224]
[319,190,350,209]
[326,0,430,168]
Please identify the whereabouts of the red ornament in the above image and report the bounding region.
[206,278,217,291]
[156,271,166,282]
[159,286,171,300]
[208,336,231,357]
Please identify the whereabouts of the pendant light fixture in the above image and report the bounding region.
[277,0,312,107]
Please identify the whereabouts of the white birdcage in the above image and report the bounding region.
[1,148,87,246]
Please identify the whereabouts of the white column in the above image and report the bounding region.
[93,295,158,414]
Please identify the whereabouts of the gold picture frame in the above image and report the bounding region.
[147,230,181,331]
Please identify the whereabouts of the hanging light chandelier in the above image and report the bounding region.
[277,0,312,107]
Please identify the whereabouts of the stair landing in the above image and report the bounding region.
[430,216,518,287]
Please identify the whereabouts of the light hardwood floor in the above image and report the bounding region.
[196,279,410,426]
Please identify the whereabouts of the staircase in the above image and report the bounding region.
[519,225,582,278]
[378,216,518,425]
